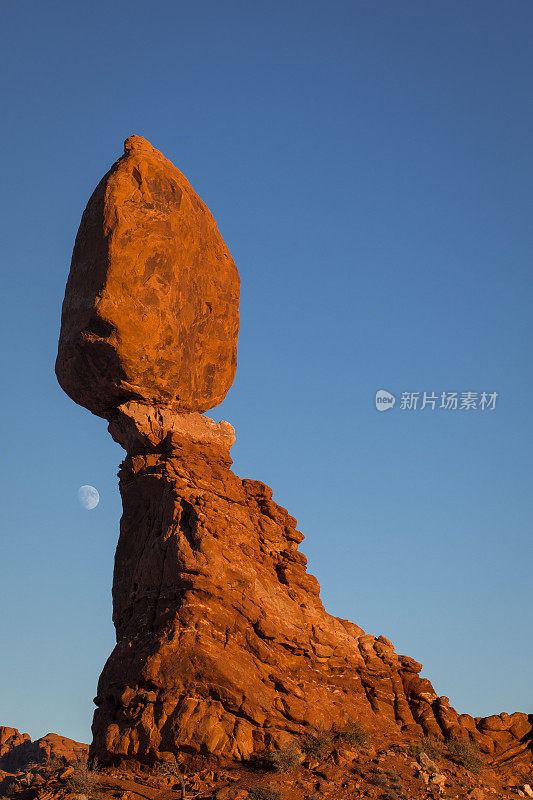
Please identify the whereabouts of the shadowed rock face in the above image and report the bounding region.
[56,135,239,417]
[56,137,532,769]
[0,726,87,772]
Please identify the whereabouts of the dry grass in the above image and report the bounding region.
[67,753,101,795]
[249,788,282,800]
[446,738,483,774]
[407,734,442,760]
[302,720,369,761]
[369,768,388,788]
[334,721,370,748]
[156,758,187,799]
[302,731,335,759]
[382,791,400,800]
[264,743,301,773]
[45,756,67,772]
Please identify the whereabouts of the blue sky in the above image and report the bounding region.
[1,1,531,743]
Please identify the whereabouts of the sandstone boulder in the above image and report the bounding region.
[56,135,239,417]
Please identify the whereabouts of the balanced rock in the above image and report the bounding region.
[56,135,239,417]
[55,137,533,769]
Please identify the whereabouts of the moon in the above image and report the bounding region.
[78,484,100,510]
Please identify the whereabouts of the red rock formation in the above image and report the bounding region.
[0,728,30,760]
[87,407,532,766]
[56,135,239,417]
[0,727,87,772]
[32,733,88,764]
[55,136,531,771]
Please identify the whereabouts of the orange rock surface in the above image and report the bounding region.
[56,135,239,417]
[0,727,87,772]
[0,728,30,760]
[88,414,532,765]
[1,720,532,800]
[54,137,531,772]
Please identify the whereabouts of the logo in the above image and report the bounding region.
[374,389,499,413]
[375,389,396,411]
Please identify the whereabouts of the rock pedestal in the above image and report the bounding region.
[89,406,532,765]
[55,137,532,770]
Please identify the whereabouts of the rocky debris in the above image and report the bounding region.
[0,729,530,800]
[412,751,446,794]
[56,135,239,418]
[53,137,533,773]
[416,750,436,771]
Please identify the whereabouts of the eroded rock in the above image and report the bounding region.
[54,137,532,769]
[56,135,239,417]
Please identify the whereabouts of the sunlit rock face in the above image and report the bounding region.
[56,137,533,769]
[89,412,533,764]
[56,135,240,417]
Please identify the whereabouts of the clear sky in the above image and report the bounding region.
[1,1,531,744]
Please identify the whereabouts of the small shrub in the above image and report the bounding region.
[156,758,186,798]
[382,791,399,800]
[368,767,389,789]
[386,771,402,787]
[408,735,442,760]
[264,743,300,773]
[334,721,370,748]
[249,788,282,800]
[302,731,334,759]
[46,756,67,772]
[67,753,100,795]
[446,738,483,774]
